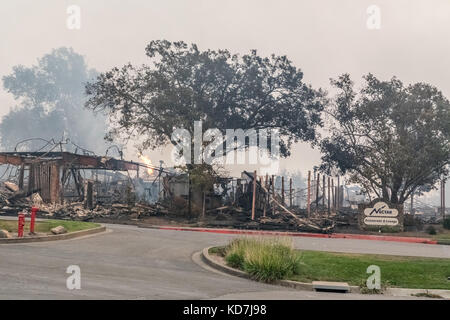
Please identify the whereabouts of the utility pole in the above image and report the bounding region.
[281,176,285,204]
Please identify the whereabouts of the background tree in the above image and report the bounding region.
[1,47,108,153]
[85,40,324,159]
[320,74,450,204]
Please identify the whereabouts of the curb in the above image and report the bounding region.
[0,226,107,244]
[142,225,438,245]
[202,246,450,299]
[200,246,361,294]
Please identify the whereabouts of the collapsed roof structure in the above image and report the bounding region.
[0,151,155,204]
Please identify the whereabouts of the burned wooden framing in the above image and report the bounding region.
[0,152,141,204]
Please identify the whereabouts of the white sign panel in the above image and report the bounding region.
[364,202,398,217]
[364,217,399,226]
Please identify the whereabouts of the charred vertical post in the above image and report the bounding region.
[49,163,60,204]
[28,165,35,194]
[281,176,285,204]
[322,174,325,210]
[337,176,340,211]
[18,164,24,190]
[85,180,94,210]
[307,171,311,217]
[327,176,331,216]
[316,173,320,211]
[289,178,293,208]
[202,191,206,218]
[271,175,275,196]
[441,179,446,218]
[331,179,335,211]
[263,176,267,217]
[251,170,257,220]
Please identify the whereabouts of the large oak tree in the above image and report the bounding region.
[85,40,324,159]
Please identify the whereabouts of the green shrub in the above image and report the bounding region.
[224,237,301,282]
[404,214,423,231]
[426,226,437,235]
[224,238,248,268]
[209,246,226,257]
[443,218,450,230]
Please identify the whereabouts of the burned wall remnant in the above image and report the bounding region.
[0,151,141,205]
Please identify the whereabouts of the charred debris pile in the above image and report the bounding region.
[0,151,357,232]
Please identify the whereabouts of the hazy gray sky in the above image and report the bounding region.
[1,0,450,198]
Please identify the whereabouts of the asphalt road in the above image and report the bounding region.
[0,223,449,300]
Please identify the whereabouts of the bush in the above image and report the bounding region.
[224,237,301,282]
[426,226,437,235]
[443,218,450,230]
[404,214,423,231]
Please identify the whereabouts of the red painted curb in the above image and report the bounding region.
[150,225,438,245]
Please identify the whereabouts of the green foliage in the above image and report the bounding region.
[320,74,450,204]
[181,163,219,192]
[291,251,450,290]
[224,237,301,282]
[208,246,226,257]
[426,225,437,235]
[443,218,450,230]
[85,40,324,157]
[404,214,423,230]
[215,242,450,289]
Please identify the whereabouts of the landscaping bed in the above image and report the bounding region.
[209,238,450,290]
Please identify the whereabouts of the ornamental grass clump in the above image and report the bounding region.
[224,237,302,282]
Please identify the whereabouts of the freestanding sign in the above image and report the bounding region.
[358,199,404,231]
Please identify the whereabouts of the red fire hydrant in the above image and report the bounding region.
[30,207,38,234]
[18,213,25,238]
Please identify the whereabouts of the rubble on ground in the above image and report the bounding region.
[0,229,12,238]
[46,201,169,221]
[0,179,356,233]
[0,180,168,221]
[50,226,67,235]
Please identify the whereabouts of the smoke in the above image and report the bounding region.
[0,47,109,154]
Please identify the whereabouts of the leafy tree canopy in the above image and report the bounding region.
[320,73,450,204]
[85,40,324,158]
